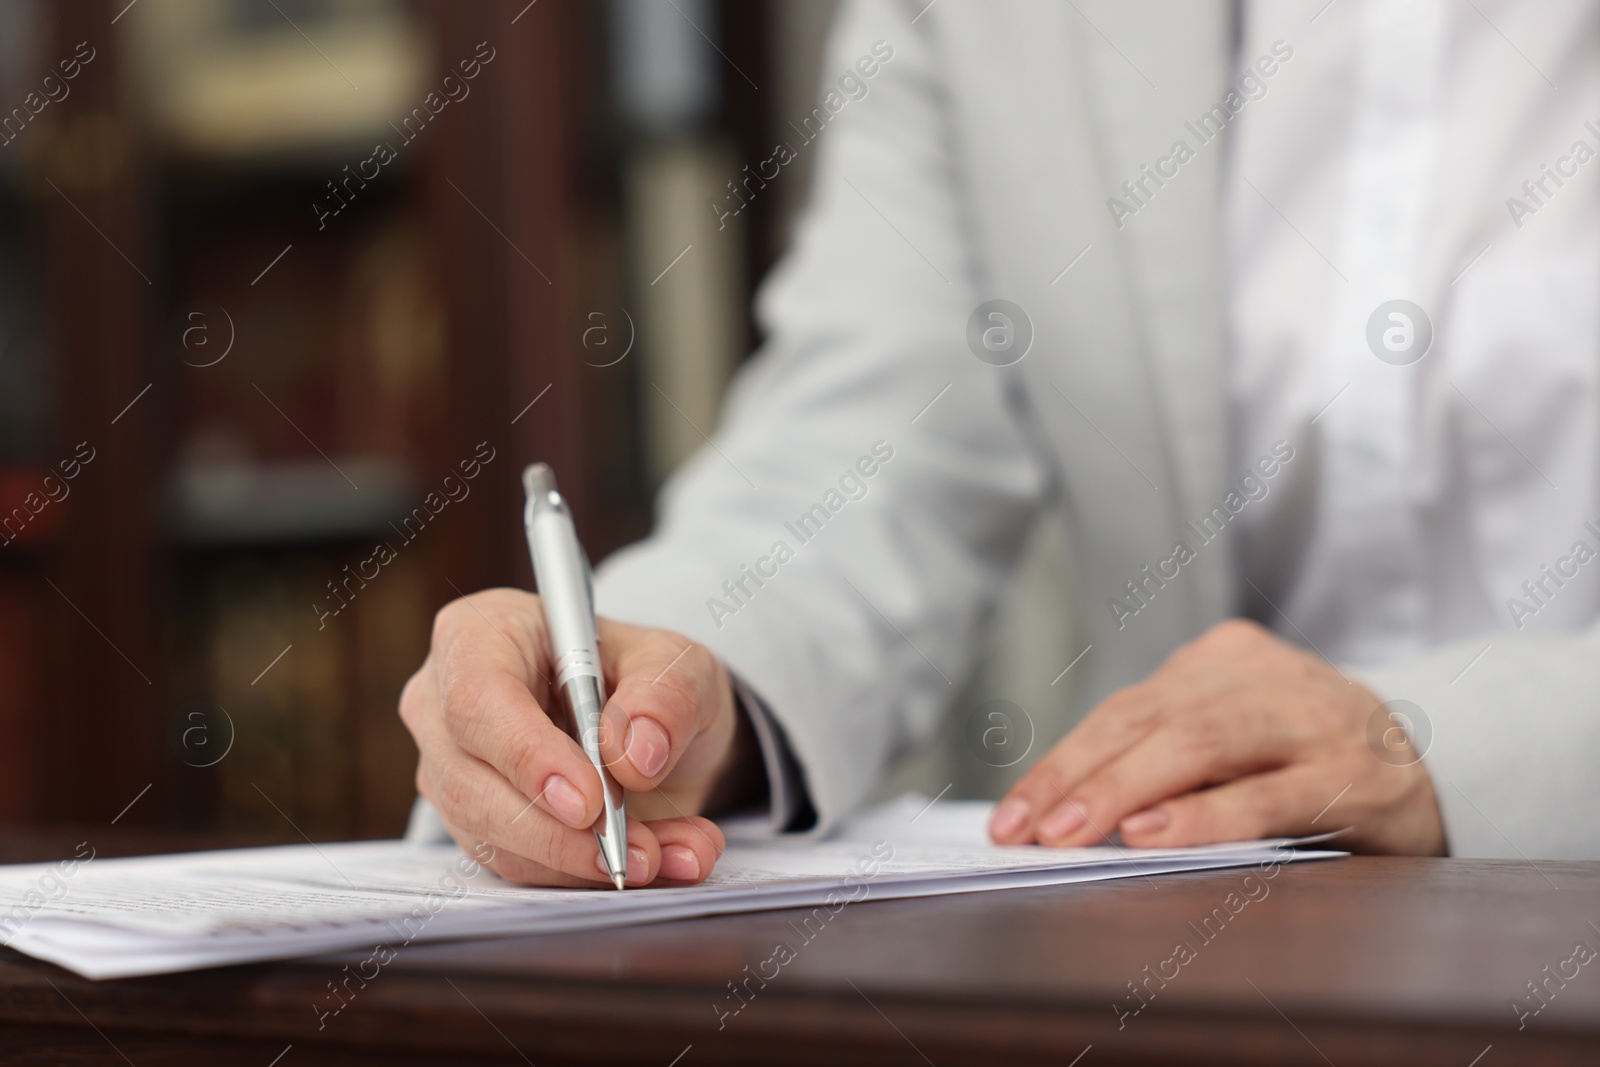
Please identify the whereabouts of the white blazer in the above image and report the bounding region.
[590,0,1600,859]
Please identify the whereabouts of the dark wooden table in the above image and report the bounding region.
[0,827,1597,1065]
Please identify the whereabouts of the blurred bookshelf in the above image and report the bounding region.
[0,0,803,841]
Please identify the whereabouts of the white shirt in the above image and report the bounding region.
[1230,0,1600,666]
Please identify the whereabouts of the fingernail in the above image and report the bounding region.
[1122,808,1169,835]
[990,797,1030,838]
[626,717,670,779]
[1040,801,1086,840]
[594,847,650,883]
[542,775,587,827]
[659,845,700,881]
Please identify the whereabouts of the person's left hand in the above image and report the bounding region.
[987,619,1446,855]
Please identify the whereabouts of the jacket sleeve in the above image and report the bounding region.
[593,0,1047,833]
[1355,624,1600,860]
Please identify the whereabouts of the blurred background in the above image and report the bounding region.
[0,0,1074,844]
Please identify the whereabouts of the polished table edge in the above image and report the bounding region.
[1,855,1598,1065]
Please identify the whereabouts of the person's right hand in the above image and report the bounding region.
[399,588,740,888]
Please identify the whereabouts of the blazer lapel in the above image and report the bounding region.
[1072,0,1236,615]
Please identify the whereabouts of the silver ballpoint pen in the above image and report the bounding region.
[522,463,629,890]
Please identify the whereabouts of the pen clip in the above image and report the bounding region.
[582,550,598,630]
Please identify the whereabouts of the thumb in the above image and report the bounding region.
[594,620,735,797]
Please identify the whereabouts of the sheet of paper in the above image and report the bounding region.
[0,795,1343,979]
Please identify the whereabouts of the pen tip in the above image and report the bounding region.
[612,872,626,891]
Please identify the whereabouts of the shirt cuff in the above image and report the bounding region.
[404,793,451,844]
[730,674,817,834]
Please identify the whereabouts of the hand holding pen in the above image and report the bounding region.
[398,465,743,888]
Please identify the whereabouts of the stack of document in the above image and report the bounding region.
[0,796,1342,979]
